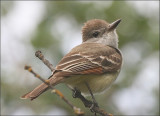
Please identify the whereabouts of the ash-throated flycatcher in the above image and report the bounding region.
[21,19,122,100]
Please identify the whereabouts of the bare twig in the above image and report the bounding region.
[24,65,84,116]
[35,50,55,72]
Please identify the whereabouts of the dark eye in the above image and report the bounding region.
[92,31,99,37]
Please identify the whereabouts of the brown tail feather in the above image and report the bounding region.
[21,76,64,100]
[21,83,49,100]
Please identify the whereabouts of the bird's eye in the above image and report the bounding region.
[92,31,99,37]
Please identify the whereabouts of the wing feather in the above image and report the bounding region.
[54,43,122,77]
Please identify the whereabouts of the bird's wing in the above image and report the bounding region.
[54,43,122,77]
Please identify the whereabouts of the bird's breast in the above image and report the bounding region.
[64,71,120,95]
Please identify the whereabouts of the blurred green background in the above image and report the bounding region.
[1,1,159,115]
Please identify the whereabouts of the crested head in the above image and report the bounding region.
[82,19,109,42]
[82,19,121,48]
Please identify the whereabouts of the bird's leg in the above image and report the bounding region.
[72,88,93,107]
[72,88,81,98]
[72,87,99,115]
[84,82,99,109]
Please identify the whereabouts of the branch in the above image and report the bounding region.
[24,65,84,116]
[35,50,55,72]
[73,89,113,116]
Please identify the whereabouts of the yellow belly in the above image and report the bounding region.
[64,71,120,95]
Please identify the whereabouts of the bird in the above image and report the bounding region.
[21,19,122,101]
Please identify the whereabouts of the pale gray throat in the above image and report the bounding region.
[84,30,119,49]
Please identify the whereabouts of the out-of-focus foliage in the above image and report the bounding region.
[1,1,14,16]
[1,1,159,115]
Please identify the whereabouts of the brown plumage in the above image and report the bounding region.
[82,19,109,42]
[21,19,122,100]
[21,43,122,100]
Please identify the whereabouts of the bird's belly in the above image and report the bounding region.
[64,72,119,95]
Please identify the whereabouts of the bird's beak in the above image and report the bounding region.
[108,19,121,31]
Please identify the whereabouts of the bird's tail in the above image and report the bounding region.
[21,83,49,100]
[21,76,64,100]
